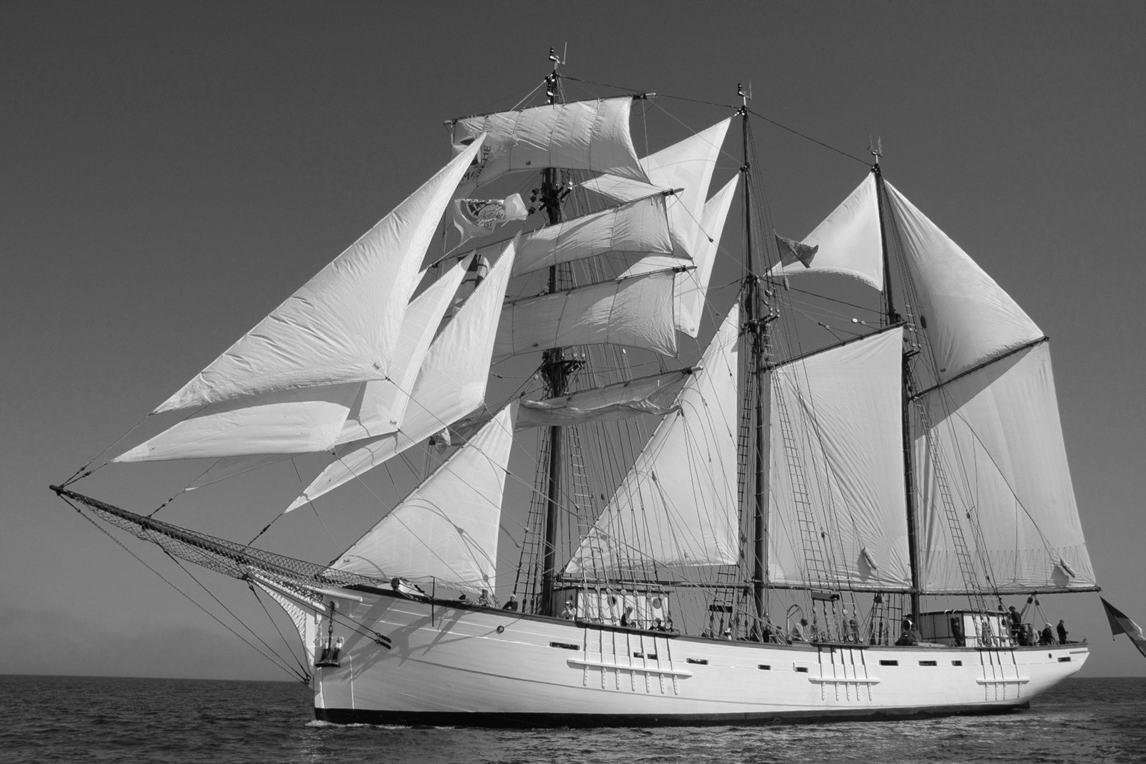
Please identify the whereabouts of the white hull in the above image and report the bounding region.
[309,589,1087,726]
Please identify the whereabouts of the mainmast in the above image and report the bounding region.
[538,50,573,616]
[738,85,769,621]
[871,146,922,623]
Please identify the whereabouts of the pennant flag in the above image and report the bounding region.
[1101,598,1146,660]
[775,232,819,268]
[452,194,528,244]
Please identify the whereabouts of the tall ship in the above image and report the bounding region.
[53,56,1098,726]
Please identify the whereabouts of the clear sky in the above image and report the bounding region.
[4,1,1145,681]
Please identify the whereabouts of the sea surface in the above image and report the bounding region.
[0,675,1143,764]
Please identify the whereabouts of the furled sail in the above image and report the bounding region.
[492,270,678,362]
[332,403,517,592]
[885,181,1043,387]
[335,258,469,443]
[451,98,649,193]
[766,328,912,590]
[912,341,1096,593]
[622,174,738,337]
[506,194,675,278]
[285,241,515,513]
[586,118,731,260]
[154,138,486,414]
[517,368,692,428]
[564,304,740,577]
[768,173,883,290]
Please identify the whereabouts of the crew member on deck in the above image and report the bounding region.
[1057,619,1069,644]
[561,600,577,620]
[502,594,519,611]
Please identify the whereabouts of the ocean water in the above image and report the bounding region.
[1,675,1143,764]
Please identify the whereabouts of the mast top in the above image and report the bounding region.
[869,136,883,172]
[546,46,566,102]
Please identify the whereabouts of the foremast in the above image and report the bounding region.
[538,52,574,616]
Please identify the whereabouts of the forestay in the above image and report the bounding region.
[564,304,740,577]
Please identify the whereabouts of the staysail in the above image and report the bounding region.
[285,242,515,512]
[115,259,472,462]
[332,403,518,591]
[623,174,738,337]
[564,304,740,577]
[768,173,883,290]
[586,117,731,260]
[153,139,486,414]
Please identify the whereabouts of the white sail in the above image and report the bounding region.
[333,403,517,591]
[493,270,678,362]
[114,384,360,462]
[154,139,486,414]
[285,241,515,513]
[769,173,883,290]
[885,181,1043,386]
[913,341,1096,593]
[451,98,648,192]
[507,194,675,278]
[586,118,731,260]
[766,328,912,590]
[336,258,469,443]
[116,260,470,462]
[564,304,740,577]
[623,174,738,337]
[518,368,692,428]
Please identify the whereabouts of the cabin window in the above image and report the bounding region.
[1058,657,1071,663]
[758,664,771,670]
[549,641,579,651]
[919,660,937,667]
[687,658,708,665]
[880,660,898,666]
[952,660,963,666]
[633,652,658,659]
[794,666,808,673]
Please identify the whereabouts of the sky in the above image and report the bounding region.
[4,1,1146,682]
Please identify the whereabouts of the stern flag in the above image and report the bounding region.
[1101,597,1146,661]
